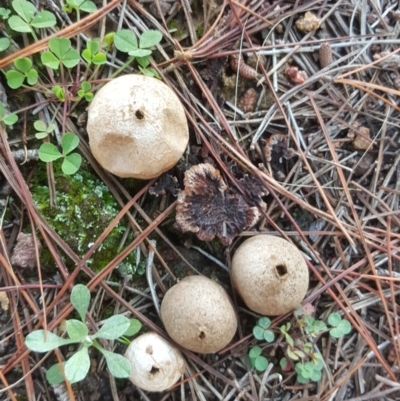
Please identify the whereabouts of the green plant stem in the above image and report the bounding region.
[80,62,91,83]
[88,63,101,82]
[110,56,135,79]
[117,336,130,345]
[21,83,48,94]
[30,29,39,42]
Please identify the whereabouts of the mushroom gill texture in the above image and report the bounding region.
[175,163,260,245]
[125,332,186,392]
[161,275,238,353]
[232,235,309,316]
[87,74,189,179]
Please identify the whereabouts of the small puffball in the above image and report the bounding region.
[232,235,309,316]
[87,74,189,179]
[161,275,237,353]
[125,332,186,392]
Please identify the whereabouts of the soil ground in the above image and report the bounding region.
[1,0,400,400]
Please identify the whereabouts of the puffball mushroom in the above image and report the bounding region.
[161,275,237,353]
[232,235,309,316]
[87,74,189,179]
[125,332,186,392]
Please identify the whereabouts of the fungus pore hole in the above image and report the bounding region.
[199,331,206,340]
[146,346,153,355]
[275,264,288,277]
[150,366,160,375]
[135,109,144,120]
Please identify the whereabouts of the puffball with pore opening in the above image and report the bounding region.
[87,74,189,179]
[124,332,186,392]
[161,275,237,353]
[231,235,309,316]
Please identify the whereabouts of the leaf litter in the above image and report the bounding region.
[1,0,400,400]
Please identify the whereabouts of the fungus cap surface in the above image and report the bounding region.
[125,332,186,392]
[87,74,189,179]
[161,275,237,353]
[232,235,309,315]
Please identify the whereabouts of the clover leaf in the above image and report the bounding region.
[34,120,56,139]
[114,29,162,78]
[63,0,97,14]
[41,38,80,70]
[39,132,82,175]
[8,0,56,33]
[328,313,352,338]
[81,40,106,65]
[77,81,93,101]
[0,103,18,126]
[6,57,38,89]
[253,317,275,343]
[139,30,162,48]
[0,37,10,52]
[248,346,269,372]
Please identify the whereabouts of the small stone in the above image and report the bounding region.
[295,12,321,33]
[348,123,372,150]
[11,232,41,269]
[285,66,308,84]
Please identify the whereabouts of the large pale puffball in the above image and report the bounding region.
[125,332,186,392]
[87,74,189,179]
[232,235,309,316]
[161,275,237,353]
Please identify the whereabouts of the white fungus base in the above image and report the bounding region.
[125,332,186,392]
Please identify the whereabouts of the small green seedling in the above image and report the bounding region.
[114,29,162,77]
[103,32,115,50]
[51,86,66,102]
[250,308,352,382]
[0,7,11,19]
[303,316,327,337]
[248,346,269,371]
[41,38,80,70]
[6,57,38,89]
[0,37,10,52]
[77,81,93,101]
[34,120,56,139]
[81,40,107,65]
[63,0,97,14]
[280,323,293,346]
[8,0,56,34]
[25,284,142,384]
[327,313,352,338]
[295,354,324,384]
[0,103,18,126]
[253,317,275,343]
[39,132,82,175]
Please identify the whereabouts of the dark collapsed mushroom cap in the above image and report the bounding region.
[176,163,260,245]
[149,174,180,197]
